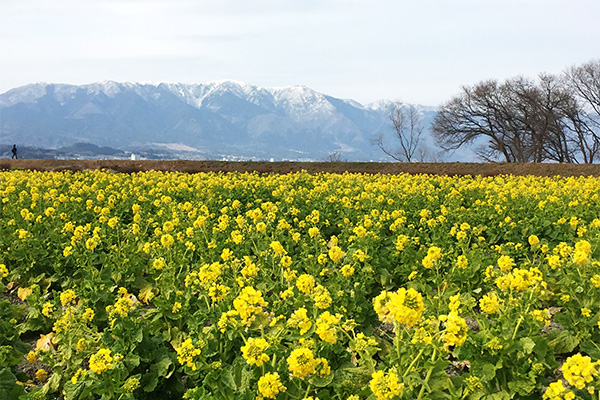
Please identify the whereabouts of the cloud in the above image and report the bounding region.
[1,0,600,104]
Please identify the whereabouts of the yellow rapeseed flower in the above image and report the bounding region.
[562,354,598,390]
[315,311,341,344]
[528,235,540,246]
[296,274,316,295]
[440,312,468,348]
[287,307,312,335]
[0,264,8,279]
[287,347,316,379]
[89,348,114,374]
[241,337,270,366]
[257,372,285,399]
[543,380,575,400]
[60,289,77,306]
[369,369,404,400]
[176,338,202,371]
[479,292,500,314]
[328,246,345,263]
[373,288,424,327]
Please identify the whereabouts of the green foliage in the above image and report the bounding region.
[1,170,600,399]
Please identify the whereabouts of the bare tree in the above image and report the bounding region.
[327,151,342,162]
[564,60,600,163]
[566,60,600,117]
[433,74,592,163]
[372,101,425,162]
[506,74,578,163]
[431,79,519,162]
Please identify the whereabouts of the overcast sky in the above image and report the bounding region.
[1,0,599,105]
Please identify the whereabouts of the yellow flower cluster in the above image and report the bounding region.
[241,337,270,366]
[35,368,48,382]
[89,348,114,374]
[176,338,203,371]
[313,284,332,309]
[105,287,136,326]
[373,288,424,327]
[287,307,312,335]
[0,263,8,279]
[269,240,287,257]
[208,283,230,303]
[232,286,268,326]
[422,246,442,269]
[315,311,341,344]
[369,369,404,400]
[543,381,575,400]
[328,245,345,263]
[4,167,600,399]
[296,274,316,294]
[497,255,515,272]
[495,267,543,291]
[573,240,592,265]
[257,372,286,399]
[59,289,77,306]
[479,292,500,314]
[562,353,598,390]
[440,312,468,348]
[287,347,316,379]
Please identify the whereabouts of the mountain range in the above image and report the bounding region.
[0,80,461,161]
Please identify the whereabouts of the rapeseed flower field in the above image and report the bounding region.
[1,169,600,399]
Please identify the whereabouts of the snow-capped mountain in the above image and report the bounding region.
[0,80,446,161]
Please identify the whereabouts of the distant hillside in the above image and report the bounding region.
[0,81,465,161]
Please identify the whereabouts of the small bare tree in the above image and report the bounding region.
[327,151,342,162]
[372,101,424,162]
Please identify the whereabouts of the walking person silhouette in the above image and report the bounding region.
[11,144,17,159]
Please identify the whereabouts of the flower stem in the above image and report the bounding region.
[403,348,425,377]
[303,383,312,399]
[416,349,437,400]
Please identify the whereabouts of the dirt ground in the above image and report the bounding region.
[2,159,600,176]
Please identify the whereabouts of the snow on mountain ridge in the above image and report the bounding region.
[153,81,343,119]
[0,80,389,114]
[0,83,51,106]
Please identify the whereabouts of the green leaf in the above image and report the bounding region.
[428,369,454,393]
[141,372,159,392]
[470,362,497,381]
[125,353,141,369]
[182,387,217,400]
[508,379,535,396]
[579,340,600,359]
[0,368,26,399]
[379,268,392,287]
[518,337,535,354]
[311,371,335,388]
[482,391,510,400]
[221,369,237,391]
[44,371,61,393]
[545,330,579,354]
[133,326,144,343]
[0,346,23,367]
[238,367,254,393]
[63,380,93,400]
[154,355,174,378]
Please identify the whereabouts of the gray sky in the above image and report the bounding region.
[1,0,599,105]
